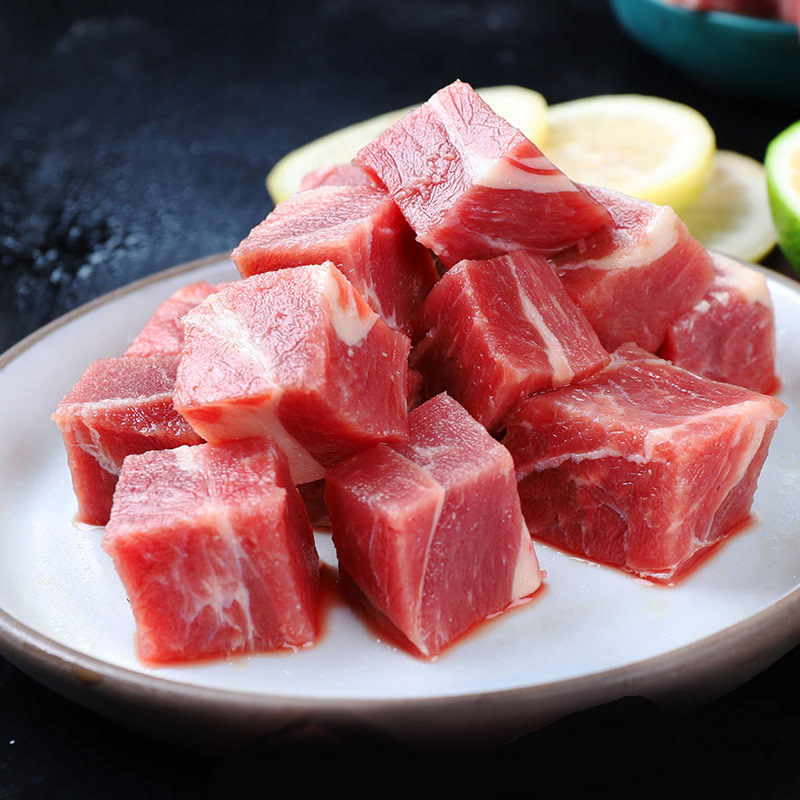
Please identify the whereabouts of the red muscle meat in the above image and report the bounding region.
[298,163,376,192]
[174,263,410,484]
[231,185,438,337]
[659,252,777,394]
[125,281,226,357]
[412,250,610,431]
[354,80,611,267]
[551,185,714,352]
[52,355,203,526]
[103,438,320,664]
[326,393,542,659]
[503,344,786,582]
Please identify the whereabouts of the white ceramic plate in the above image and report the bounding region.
[1,253,799,748]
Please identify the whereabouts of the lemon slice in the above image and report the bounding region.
[544,94,716,212]
[766,120,800,272]
[266,86,548,204]
[680,150,777,263]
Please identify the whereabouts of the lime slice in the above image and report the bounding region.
[266,86,548,204]
[544,94,716,212]
[766,119,800,272]
[680,150,777,263]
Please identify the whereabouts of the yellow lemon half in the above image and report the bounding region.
[544,94,716,212]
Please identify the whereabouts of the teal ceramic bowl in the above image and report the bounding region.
[609,0,800,101]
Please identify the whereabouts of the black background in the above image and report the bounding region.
[2,1,800,797]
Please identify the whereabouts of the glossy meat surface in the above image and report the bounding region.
[354,80,611,267]
[503,345,786,581]
[412,250,609,430]
[552,185,714,352]
[104,438,320,663]
[659,252,777,394]
[326,393,542,658]
[52,355,202,525]
[174,263,410,483]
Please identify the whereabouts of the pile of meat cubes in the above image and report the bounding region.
[53,81,786,664]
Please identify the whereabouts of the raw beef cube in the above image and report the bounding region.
[125,281,227,357]
[298,163,376,192]
[174,263,410,484]
[551,185,715,352]
[659,252,778,394]
[52,355,203,526]
[231,185,438,337]
[103,438,320,664]
[354,80,611,267]
[411,250,610,431]
[503,344,786,582]
[326,393,542,659]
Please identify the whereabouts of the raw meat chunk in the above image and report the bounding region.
[52,355,203,526]
[354,80,611,267]
[551,185,715,352]
[125,281,226,357]
[174,263,410,484]
[659,252,777,394]
[298,163,376,192]
[231,185,438,336]
[103,438,320,664]
[412,250,610,431]
[326,393,542,659]
[503,344,786,581]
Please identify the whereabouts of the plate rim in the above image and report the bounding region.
[2,253,800,729]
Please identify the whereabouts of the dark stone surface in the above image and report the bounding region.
[1,1,799,796]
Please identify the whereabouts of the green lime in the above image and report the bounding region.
[765,120,800,273]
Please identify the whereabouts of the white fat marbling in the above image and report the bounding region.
[514,269,573,384]
[711,252,772,308]
[559,205,679,273]
[512,518,543,599]
[477,154,577,193]
[189,296,278,383]
[310,263,378,347]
